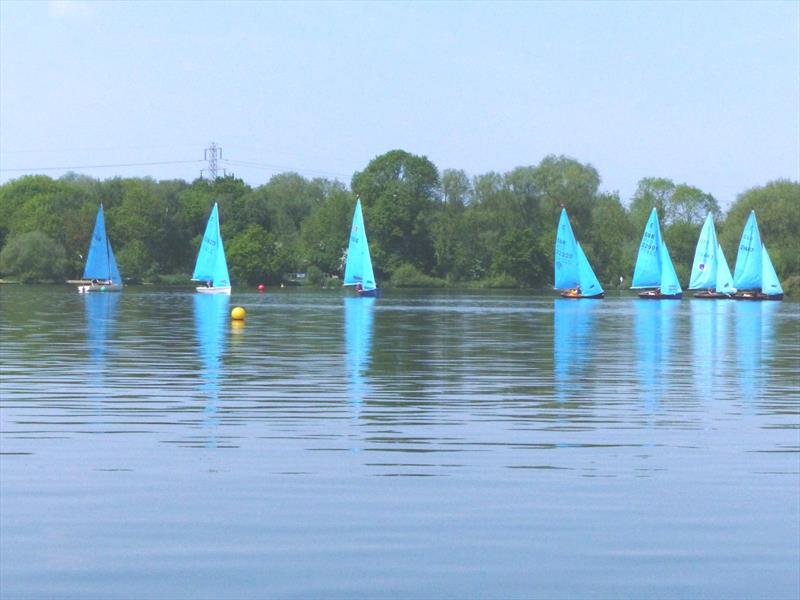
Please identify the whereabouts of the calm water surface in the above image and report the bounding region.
[1,286,798,599]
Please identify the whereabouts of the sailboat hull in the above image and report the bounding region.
[559,290,604,299]
[78,283,123,293]
[196,286,232,295]
[692,291,733,299]
[637,289,682,300]
[733,291,783,301]
[357,288,379,298]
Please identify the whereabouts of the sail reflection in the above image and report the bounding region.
[553,299,599,402]
[634,300,678,412]
[83,292,120,382]
[734,301,777,399]
[344,297,376,418]
[193,294,230,447]
[690,300,732,396]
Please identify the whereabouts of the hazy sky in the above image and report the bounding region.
[1,0,798,207]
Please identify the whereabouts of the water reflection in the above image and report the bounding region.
[344,297,376,419]
[83,292,119,381]
[553,299,599,402]
[634,300,678,412]
[193,294,230,447]
[690,300,732,396]
[734,301,778,399]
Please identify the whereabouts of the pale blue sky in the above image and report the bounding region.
[1,0,798,207]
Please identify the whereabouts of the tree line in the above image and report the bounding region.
[1,149,798,294]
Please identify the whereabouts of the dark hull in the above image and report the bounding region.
[559,291,604,299]
[692,291,733,299]
[733,291,783,301]
[357,288,379,298]
[638,290,682,300]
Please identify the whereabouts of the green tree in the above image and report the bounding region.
[226,224,291,285]
[630,177,674,225]
[588,192,635,286]
[116,239,153,282]
[300,189,354,275]
[492,228,545,286]
[0,232,67,282]
[533,155,600,234]
[351,150,440,274]
[441,169,472,206]
[669,184,719,224]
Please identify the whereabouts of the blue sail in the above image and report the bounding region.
[761,245,783,296]
[576,243,603,295]
[631,208,663,288]
[554,208,579,289]
[659,240,682,296]
[689,214,718,290]
[733,211,762,290]
[192,203,230,288]
[715,244,735,294]
[82,204,122,284]
[343,199,376,291]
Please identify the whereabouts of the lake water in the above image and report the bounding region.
[1,286,798,599]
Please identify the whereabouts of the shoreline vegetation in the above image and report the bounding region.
[1,150,798,297]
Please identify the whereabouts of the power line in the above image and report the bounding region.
[0,143,207,155]
[0,159,204,172]
[0,149,351,181]
[221,158,349,179]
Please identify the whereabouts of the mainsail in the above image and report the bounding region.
[689,214,718,290]
[632,207,681,296]
[83,204,122,285]
[343,199,376,291]
[554,208,603,295]
[192,203,230,289]
[631,208,663,289]
[733,211,762,291]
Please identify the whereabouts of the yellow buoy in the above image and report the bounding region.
[231,306,246,320]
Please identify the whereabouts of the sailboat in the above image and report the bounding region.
[192,202,231,294]
[78,204,123,293]
[554,208,604,299]
[688,214,735,299]
[631,208,682,299]
[732,210,783,301]
[343,198,378,297]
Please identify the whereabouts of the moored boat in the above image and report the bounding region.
[688,214,735,299]
[554,208,604,299]
[631,208,682,299]
[731,211,783,301]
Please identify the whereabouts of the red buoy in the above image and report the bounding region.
[258,284,265,292]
